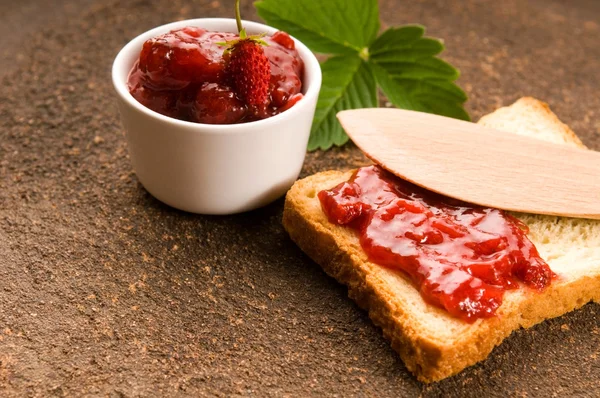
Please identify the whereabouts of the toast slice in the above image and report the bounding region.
[283,97,600,382]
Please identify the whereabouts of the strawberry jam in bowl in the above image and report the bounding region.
[128,28,304,124]
[112,19,321,214]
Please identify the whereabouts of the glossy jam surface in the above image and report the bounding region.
[318,166,553,322]
[127,27,304,124]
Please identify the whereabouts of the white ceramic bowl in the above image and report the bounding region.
[112,18,321,214]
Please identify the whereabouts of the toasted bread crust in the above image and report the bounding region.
[283,169,600,382]
[282,172,500,381]
[518,97,585,149]
[283,98,600,382]
[479,97,586,149]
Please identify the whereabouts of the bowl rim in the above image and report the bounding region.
[112,18,322,134]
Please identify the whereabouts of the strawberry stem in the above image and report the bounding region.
[235,0,243,33]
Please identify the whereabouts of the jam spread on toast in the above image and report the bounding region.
[318,165,553,322]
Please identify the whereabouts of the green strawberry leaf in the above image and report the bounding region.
[255,0,379,55]
[309,55,378,150]
[369,26,469,121]
[253,1,470,150]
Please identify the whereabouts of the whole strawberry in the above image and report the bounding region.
[224,35,271,106]
[219,0,271,107]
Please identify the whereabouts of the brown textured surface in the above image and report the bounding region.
[1,0,599,396]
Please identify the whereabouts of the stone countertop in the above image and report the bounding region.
[1,0,599,396]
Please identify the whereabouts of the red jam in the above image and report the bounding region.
[127,27,304,124]
[318,166,553,322]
